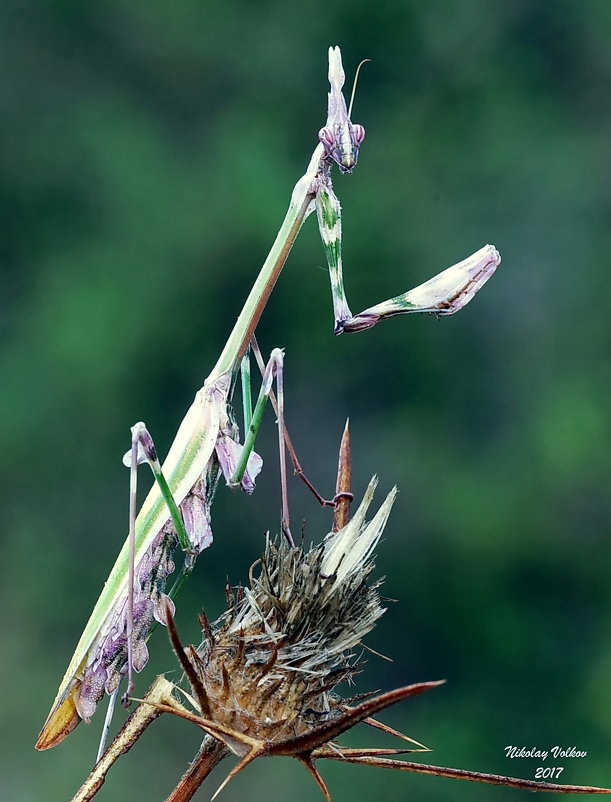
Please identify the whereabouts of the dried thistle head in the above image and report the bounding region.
[160,478,441,800]
[189,478,397,740]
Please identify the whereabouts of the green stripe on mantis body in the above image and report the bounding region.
[317,185,339,229]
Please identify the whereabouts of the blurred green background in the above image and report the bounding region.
[2,1,611,800]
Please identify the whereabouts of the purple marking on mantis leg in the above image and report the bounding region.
[181,476,215,551]
[73,526,181,721]
[215,435,263,494]
[122,422,158,468]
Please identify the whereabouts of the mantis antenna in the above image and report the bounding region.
[348,58,371,117]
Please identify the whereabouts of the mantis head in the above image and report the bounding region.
[320,46,368,174]
[318,121,366,173]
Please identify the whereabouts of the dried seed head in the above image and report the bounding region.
[169,480,408,751]
[155,480,449,800]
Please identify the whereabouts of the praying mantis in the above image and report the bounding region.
[36,45,500,753]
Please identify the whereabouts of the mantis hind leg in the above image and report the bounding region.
[248,337,354,528]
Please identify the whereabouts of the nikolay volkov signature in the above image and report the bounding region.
[505,746,587,761]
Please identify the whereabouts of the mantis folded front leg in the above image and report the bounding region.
[315,173,500,332]
[315,47,500,334]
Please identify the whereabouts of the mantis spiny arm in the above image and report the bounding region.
[315,179,353,333]
[314,172,500,333]
[315,50,500,333]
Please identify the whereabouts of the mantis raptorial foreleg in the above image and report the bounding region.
[315,171,500,333]
[315,180,353,334]
[315,48,500,334]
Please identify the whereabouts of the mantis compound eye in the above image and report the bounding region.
[353,123,365,145]
[318,126,335,149]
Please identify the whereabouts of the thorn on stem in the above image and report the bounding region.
[165,599,212,719]
[332,419,352,532]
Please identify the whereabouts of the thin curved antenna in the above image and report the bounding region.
[348,58,371,117]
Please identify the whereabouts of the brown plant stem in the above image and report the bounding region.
[71,676,177,802]
[165,738,228,802]
[318,753,611,794]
